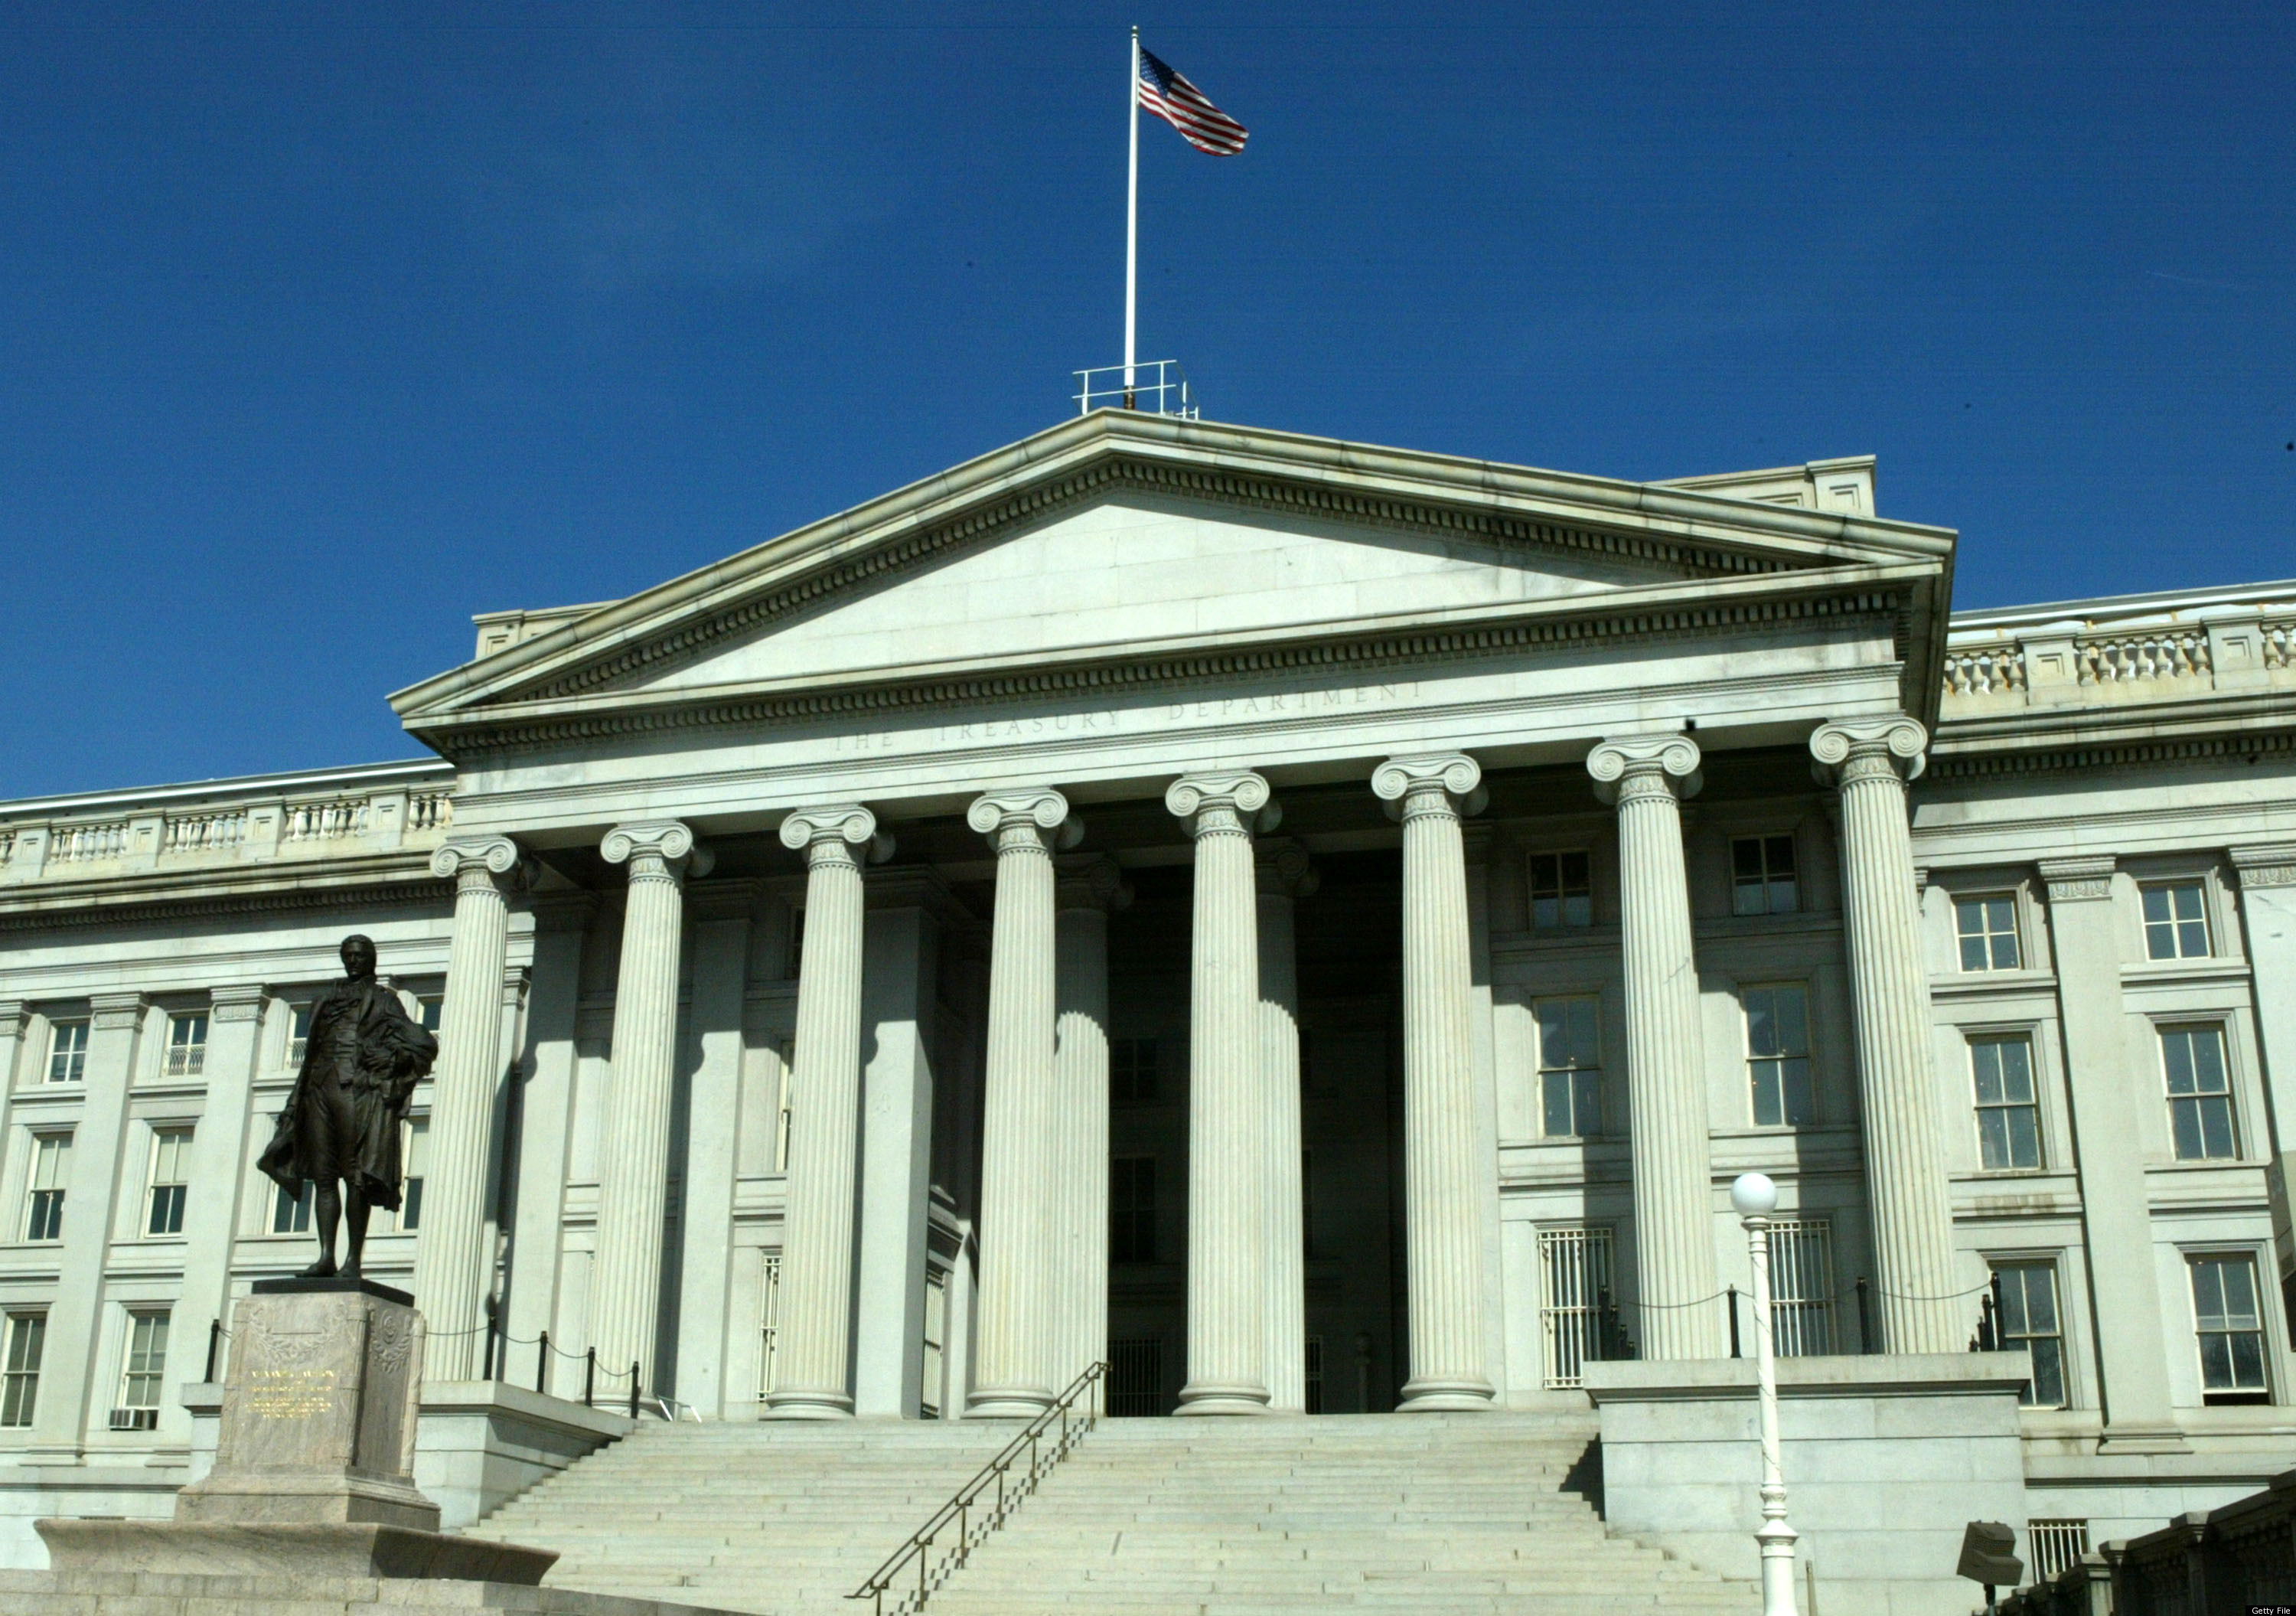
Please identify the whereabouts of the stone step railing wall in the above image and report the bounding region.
[0,780,454,886]
[1941,605,2296,717]
[1991,1467,2296,1615]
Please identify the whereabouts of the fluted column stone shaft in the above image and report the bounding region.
[1813,717,1962,1353]
[967,788,1070,1416]
[1374,755,1496,1410]
[415,837,531,1379]
[592,821,709,1389]
[1589,735,1724,1360]
[1167,770,1273,1415]
[1055,857,1129,1392]
[766,805,877,1418]
[1256,840,1316,1413]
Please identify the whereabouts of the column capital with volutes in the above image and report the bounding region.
[1810,717,1929,784]
[968,788,1072,852]
[777,805,887,868]
[430,835,537,891]
[604,820,714,880]
[1587,734,1702,805]
[1255,838,1320,899]
[1055,854,1133,913]
[1372,753,1484,822]
[1166,771,1274,837]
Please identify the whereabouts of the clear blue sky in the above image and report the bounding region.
[2,3,2289,799]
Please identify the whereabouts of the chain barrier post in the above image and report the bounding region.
[1727,1285,1742,1359]
[629,1363,641,1420]
[585,1346,597,1407]
[1856,1278,1874,1354]
[204,1318,223,1383]
[536,1330,549,1396]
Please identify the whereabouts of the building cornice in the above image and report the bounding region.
[0,853,452,933]
[0,756,452,822]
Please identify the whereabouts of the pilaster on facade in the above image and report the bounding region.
[176,984,265,1418]
[590,821,709,1397]
[1811,717,1965,1356]
[1167,769,1274,1415]
[2230,845,2296,1301]
[1054,855,1128,1396]
[1587,735,1724,1362]
[766,805,876,1419]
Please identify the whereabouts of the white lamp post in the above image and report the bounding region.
[1731,1170,1800,1616]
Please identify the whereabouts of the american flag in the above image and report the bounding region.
[1137,47,1247,156]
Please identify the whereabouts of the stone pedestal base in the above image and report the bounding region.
[38,1520,553,1584]
[0,1565,744,1616]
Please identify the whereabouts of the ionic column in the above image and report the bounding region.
[415,837,532,1379]
[765,805,877,1418]
[1812,718,1961,1353]
[967,788,1070,1416]
[1373,755,1496,1410]
[1166,770,1273,1415]
[1256,840,1316,1414]
[592,821,710,1392]
[1054,856,1129,1393]
[1588,735,1723,1360]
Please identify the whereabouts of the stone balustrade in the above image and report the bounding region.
[0,769,455,885]
[1939,596,2296,717]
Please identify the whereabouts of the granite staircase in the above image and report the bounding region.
[468,1412,1748,1616]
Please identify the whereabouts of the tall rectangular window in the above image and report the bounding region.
[1745,985,1813,1127]
[2161,1024,2237,1161]
[774,1043,794,1174]
[418,996,442,1037]
[1529,851,1593,929]
[162,1013,207,1078]
[272,1179,313,1234]
[756,1253,781,1400]
[1535,997,1603,1138]
[1111,1155,1156,1264]
[44,1021,87,1084]
[1732,834,1799,916]
[1538,1226,1615,1389]
[1992,1262,2066,1408]
[2028,1522,2091,1585]
[1110,1039,1159,1104]
[1955,895,2021,971]
[0,1314,43,1428]
[2142,880,2212,960]
[1768,1219,1836,1356]
[1107,1337,1163,1418]
[919,1268,947,1419]
[145,1127,192,1236]
[399,1118,429,1232]
[1971,1036,2042,1170]
[116,1309,170,1430]
[25,1132,70,1242]
[1304,1336,1325,1415]
[286,1004,311,1067]
[2190,1254,2269,1402]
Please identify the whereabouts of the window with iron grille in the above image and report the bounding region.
[2190,1253,2270,1403]
[44,1020,86,1084]
[25,1131,70,1242]
[116,1309,170,1430]
[756,1253,782,1400]
[162,1014,207,1079]
[287,1004,311,1068]
[1955,894,2022,972]
[1971,1036,2043,1171]
[1528,851,1593,929]
[398,1118,428,1231]
[272,1179,313,1234]
[1110,1038,1159,1104]
[1535,997,1603,1138]
[1991,1262,2067,1408]
[2028,1520,2089,1585]
[145,1127,192,1236]
[1538,1226,1615,1389]
[1305,1336,1323,1414]
[2141,880,2211,960]
[1111,1155,1156,1264]
[1745,985,1813,1127]
[1108,1337,1163,1417]
[919,1268,947,1419]
[2161,1024,2237,1161]
[0,1314,44,1428]
[775,1043,794,1173]
[1731,835,1799,916]
[1766,1219,1836,1357]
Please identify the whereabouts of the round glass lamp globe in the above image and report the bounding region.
[1730,1171,1779,1218]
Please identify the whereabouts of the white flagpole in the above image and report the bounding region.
[1124,24,1140,407]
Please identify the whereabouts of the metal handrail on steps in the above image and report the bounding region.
[847,1361,1108,1616]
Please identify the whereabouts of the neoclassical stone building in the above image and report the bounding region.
[1,412,2291,1566]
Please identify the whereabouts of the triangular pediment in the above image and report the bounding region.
[392,413,1954,746]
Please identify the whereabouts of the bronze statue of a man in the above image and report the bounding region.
[258,935,438,1279]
